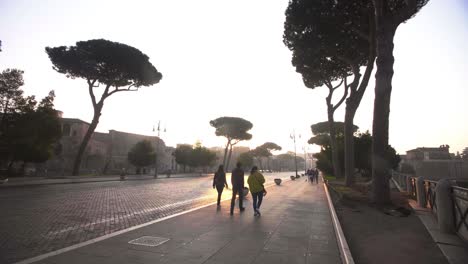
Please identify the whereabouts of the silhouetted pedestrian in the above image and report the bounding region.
[247,166,265,216]
[213,165,228,206]
[314,168,319,184]
[230,162,245,215]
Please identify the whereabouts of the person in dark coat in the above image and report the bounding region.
[230,162,245,215]
[213,165,228,206]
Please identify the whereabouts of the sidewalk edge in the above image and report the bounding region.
[323,182,355,264]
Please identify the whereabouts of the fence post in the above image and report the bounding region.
[435,179,455,233]
[416,177,426,207]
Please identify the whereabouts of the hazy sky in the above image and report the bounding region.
[1,0,467,154]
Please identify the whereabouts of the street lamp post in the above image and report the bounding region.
[153,121,165,178]
[302,146,308,174]
[290,130,300,177]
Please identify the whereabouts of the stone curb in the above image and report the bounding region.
[323,182,355,264]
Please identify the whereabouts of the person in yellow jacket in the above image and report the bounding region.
[247,166,265,216]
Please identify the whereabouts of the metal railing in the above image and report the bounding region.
[453,186,468,242]
[424,180,438,215]
[391,171,468,242]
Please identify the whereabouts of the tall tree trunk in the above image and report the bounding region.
[222,139,230,168]
[72,105,102,176]
[344,7,376,187]
[327,108,342,179]
[371,21,396,205]
[226,144,233,172]
[344,103,357,186]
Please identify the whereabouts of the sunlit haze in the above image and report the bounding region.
[1,0,467,154]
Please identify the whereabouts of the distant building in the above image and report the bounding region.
[406,145,451,161]
[46,117,172,176]
[400,145,468,180]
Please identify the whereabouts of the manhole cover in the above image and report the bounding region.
[128,236,170,247]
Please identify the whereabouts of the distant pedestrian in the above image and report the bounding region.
[247,166,266,216]
[307,168,313,182]
[230,162,246,215]
[213,165,228,206]
[314,168,319,184]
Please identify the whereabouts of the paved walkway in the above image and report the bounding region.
[29,179,340,264]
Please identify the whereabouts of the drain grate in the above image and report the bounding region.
[128,236,170,247]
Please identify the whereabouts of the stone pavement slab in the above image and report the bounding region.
[32,179,340,264]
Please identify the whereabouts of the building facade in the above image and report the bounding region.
[46,118,171,175]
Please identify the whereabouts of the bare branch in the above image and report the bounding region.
[333,77,349,112]
[356,10,377,100]
[325,80,334,107]
[106,83,138,98]
[96,84,111,106]
[332,79,344,91]
[87,79,97,108]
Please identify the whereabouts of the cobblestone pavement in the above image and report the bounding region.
[0,172,294,263]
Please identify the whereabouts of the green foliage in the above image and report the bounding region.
[313,134,344,176]
[209,116,253,143]
[45,39,163,175]
[0,88,61,166]
[173,144,193,170]
[251,146,270,158]
[209,116,253,169]
[189,144,217,169]
[45,39,162,88]
[174,144,217,171]
[127,140,155,169]
[238,152,254,169]
[311,121,358,136]
[0,69,25,117]
[251,142,282,161]
[312,130,400,178]
[260,142,282,152]
[308,134,330,146]
[283,0,372,89]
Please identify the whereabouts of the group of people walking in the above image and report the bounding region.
[307,168,319,184]
[212,163,266,216]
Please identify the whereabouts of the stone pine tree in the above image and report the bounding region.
[45,39,162,176]
[371,0,429,205]
[284,0,376,185]
[284,0,348,179]
[258,142,282,171]
[209,117,252,171]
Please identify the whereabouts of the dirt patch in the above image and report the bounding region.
[329,183,448,264]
